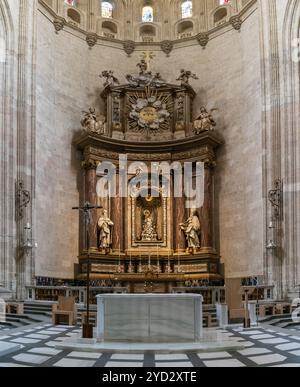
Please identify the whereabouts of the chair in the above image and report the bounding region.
[52,296,77,326]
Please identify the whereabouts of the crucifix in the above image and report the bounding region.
[141,51,156,72]
[72,202,102,339]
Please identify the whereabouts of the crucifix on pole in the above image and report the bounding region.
[72,202,102,339]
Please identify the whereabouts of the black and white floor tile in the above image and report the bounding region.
[1,324,300,367]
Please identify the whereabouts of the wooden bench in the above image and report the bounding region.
[259,304,275,317]
[6,303,24,315]
[275,303,292,315]
[52,296,77,326]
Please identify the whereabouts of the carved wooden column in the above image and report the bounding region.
[110,175,124,253]
[201,162,215,253]
[174,195,186,252]
[83,159,98,250]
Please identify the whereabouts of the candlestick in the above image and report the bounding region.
[138,255,143,273]
[167,251,171,274]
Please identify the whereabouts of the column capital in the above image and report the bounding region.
[82,159,98,170]
[203,159,217,169]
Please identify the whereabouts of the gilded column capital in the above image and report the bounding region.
[82,159,98,170]
[203,159,217,169]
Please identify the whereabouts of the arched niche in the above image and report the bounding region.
[213,7,228,27]
[139,23,157,43]
[102,20,118,38]
[67,8,81,24]
[177,19,194,39]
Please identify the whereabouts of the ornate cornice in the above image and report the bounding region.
[75,132,223,164]
[38,0,258,52]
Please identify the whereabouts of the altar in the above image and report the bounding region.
[96,294,203,343]
[74,58,224,294]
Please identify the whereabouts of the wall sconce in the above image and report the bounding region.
[23,223,37,254]
[266,179,282,250]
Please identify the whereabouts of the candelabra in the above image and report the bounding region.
[266,179,282,250]
[23,223,37,255]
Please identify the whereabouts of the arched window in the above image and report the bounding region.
[181,1,193,19]
[142,6,154,23]
[65,0,76,6]
[102,1,113,18]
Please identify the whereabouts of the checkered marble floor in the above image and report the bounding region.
[1,324,300,367]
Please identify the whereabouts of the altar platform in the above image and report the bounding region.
[55,328,245,354]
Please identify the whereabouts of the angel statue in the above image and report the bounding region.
[137,59,149,75]
[81,108,106,135]
[180,211,201,249]
[193,107,217,134]
[98,209,114,250]
[100,70,120,88]
[177,69,199,85]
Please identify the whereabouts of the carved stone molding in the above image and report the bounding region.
[86,33,98,48]
[161,40,174,56]
[230,15,243,31]
[196,33,209,49]
[123,40,136,56]
[53,16,65,34]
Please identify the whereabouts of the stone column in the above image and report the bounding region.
[201,163,214,253]
[110,175,124,252]
[83,159,98,250]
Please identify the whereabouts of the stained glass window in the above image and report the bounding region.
[181,1,193,19]
[142,6,154,23]
[65,0,76,6]
[102,1,113,18]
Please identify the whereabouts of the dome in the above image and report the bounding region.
[40,0,253,44]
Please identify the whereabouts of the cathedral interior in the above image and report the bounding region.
[1,0,300,369]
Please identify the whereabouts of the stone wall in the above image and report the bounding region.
[36,2,264,280]
[35,10,136,278]
[1,0,300,298]
[0,0,37,299]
